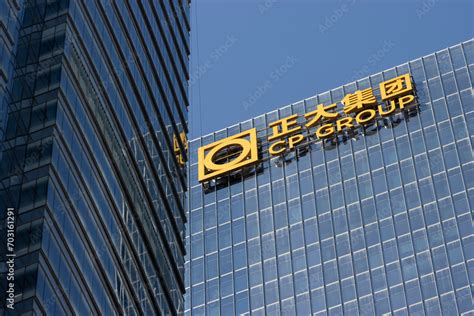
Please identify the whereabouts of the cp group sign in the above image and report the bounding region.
[198,73,417,182]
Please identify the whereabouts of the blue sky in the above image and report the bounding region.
[188,0,473,139]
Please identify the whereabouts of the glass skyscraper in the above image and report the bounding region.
[0,0,190,315]
[186,39,473,315]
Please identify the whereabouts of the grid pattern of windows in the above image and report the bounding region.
[0,0,23,139]
[186,39,473,315]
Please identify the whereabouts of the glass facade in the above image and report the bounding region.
[186,39,473,315]
[0,0,190,315]
[0,0,23,140]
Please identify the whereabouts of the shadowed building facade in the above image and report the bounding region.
[185,40,473,315]
[0,0,190,314]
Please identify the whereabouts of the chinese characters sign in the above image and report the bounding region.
[174,131,188,167]
[198,73,416,182]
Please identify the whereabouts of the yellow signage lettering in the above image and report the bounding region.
[288,134,305,149]
[316,124,335,139]
[342,88,377,114]
[355,109,376,125]
[336,117,354,133]
[380,73,412,101]
[398,94,415,109]
[269,140,286,156]
[198,73,417,183]
[305,103,339,128]
[378,101,396,117]
[268,114,301,141]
